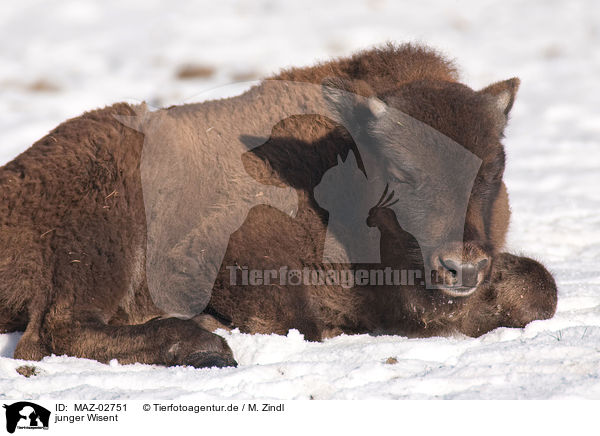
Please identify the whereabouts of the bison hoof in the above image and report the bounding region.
[182,351,238,368]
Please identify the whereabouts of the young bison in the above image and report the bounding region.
[0,44,557,368]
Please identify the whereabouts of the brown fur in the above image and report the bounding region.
[0,43,557,367]
[275,43,459,94]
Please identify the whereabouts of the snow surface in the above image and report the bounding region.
[1,0,600,399]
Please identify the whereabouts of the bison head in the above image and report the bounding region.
[322,76,519,297]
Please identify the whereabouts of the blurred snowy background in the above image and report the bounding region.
[1,0,600,399]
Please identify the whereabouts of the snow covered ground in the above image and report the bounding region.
[0,0,599,399]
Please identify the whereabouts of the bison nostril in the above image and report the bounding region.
[439,257,460,283]
[439,257,486,288]
[439,257,460,273]
[460,265,479,287]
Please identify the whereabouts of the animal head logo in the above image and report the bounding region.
[3,402,50,434]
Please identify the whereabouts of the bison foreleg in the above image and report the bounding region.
[15,316,237,368]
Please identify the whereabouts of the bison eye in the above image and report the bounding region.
[391,175,406,185]
[391,170,417,188]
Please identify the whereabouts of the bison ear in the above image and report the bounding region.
[480,78,520,117]
[321,77,386,128]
